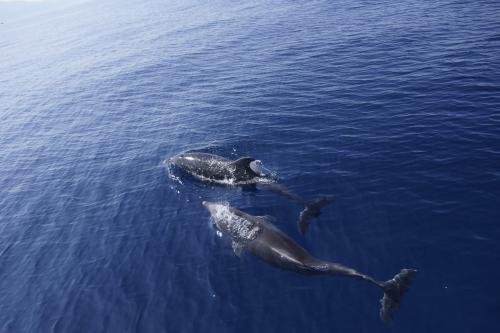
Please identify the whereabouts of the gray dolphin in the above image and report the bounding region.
[168,152,334,234]
[202,201,417,321]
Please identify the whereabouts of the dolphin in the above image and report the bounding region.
[202,201,417,321]
[168,153,260,184]
[168,152,334,234]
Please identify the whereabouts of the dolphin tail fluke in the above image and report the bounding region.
[298,196,335,235]
[379,268,417,321]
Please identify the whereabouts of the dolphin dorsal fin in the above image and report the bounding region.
[230,157,255,168]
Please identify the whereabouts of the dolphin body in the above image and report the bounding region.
[202,201,417,321]
[168,152,334,234]
[168,153,260,184]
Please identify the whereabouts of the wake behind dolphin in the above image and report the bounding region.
[202,201,417,321]
[167,152,333,234]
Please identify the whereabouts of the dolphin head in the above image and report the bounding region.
[202,201,233,234]
[202,201,223,216]
[202,201,260,242]
[167,154,191,167]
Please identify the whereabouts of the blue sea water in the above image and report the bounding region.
[1,0,500,332]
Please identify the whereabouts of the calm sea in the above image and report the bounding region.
[1,0,499,332]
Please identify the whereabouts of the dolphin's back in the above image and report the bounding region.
[169,153,259,183]
[170,153,232,180]
[247,221,316,273]
[181,153,229,163]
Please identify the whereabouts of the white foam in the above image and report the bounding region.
[165,162,183,185]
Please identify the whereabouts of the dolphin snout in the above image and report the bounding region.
[202,201,217,212]
[202,201,213,209]
[165,156,178,165]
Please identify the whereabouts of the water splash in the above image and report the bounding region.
[208,202,261,243]
[164,160,184,185]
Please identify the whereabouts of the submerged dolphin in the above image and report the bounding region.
[202,201,417,321]
[168,152,333,234]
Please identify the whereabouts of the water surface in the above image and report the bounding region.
[1,0,500,332]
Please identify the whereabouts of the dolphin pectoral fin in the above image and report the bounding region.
[232,241,245,257]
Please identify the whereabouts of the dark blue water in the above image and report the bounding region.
[1,0,500,332]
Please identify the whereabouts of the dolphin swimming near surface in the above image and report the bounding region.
[167,152,334,234]
[202,201,417,321]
